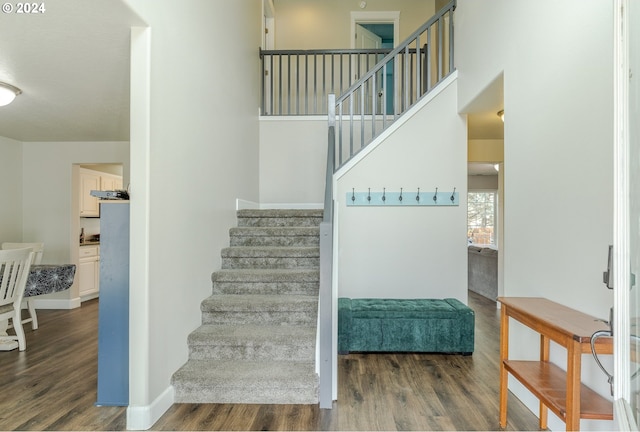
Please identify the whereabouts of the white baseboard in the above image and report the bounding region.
[236,199,324,210]
[260,203,323,209]
[236,199,260,210]
[30,297,81,310]
[126,385,175,430]
[80,292,100,302]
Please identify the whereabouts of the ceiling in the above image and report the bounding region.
[0,0,144,142]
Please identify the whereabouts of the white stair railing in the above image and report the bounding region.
[330,0,456,170]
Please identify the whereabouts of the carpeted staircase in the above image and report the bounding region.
[171,209,322,404]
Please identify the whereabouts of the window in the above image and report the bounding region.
[467,192,496,245]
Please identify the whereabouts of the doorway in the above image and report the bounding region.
[71,163,124,303]
[351,11,399,115]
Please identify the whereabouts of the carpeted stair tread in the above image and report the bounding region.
[212,268,319,283]
[236,209,323,228]
[172,359,318,404]
[221,247,320,269]
[173,208,321,404]
[189,324,315,345]
[230,227,320,247]
[211,269,319,296]
[230,226,320,237]
[201,294,318,312]
[221,246,319,258]
[188,324,315,361]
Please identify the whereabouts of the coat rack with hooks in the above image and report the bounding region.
[346,188,459,207]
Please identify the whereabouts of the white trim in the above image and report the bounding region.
[30,297,81,310]
[126,386,175,431]
[260,115,327,122]
[615,398,639,431]
[237,200,323,210]
[128,25,153,431]
[260,202,323,210]
[335,70,458,181]
[236,199,260,210]
[350,11,400,49]
[331,200,339,401]
[263,0,275,18]
[80,292,99,302]
[613,0,631,408]
[264,17,275,50]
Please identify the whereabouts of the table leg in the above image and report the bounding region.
[499,306,509,428]
[539,334,550,429]
[566,340,581,431]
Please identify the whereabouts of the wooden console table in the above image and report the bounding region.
[498,297,613,431]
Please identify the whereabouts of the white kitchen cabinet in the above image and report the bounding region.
[101,173,123,191]
[79,245,100,300]
[79,168,123,217]
[79,168,101,217]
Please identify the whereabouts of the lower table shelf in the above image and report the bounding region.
[504,360,613,421]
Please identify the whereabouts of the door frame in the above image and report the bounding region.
[350,11,400,49]
[613,0,636,429]
[350,11,400,115]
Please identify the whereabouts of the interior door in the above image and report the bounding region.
[355,24,382,115]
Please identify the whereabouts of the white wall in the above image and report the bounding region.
[123,1,261,428]
[21,141,129,302]
[0,135,23,243]
[259,117,326,205]
[468,175,498,190]
[457,1,614,430]
[336,77,468,301]
[273,0,435,49]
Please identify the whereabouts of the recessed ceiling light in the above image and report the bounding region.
[0,81,22,106]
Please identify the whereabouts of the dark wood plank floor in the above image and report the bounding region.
[0,292,541,431]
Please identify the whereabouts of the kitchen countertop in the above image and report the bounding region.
[80,241,100,246]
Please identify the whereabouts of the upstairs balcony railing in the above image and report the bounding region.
[260,48,393,116]
[260,1,455,120]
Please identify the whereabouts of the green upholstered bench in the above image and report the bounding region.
[338,298,474,355]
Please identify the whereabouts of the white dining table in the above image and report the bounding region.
[0,264,76,351]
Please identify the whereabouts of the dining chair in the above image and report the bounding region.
[1,242,44,330]
[0,248,34,351]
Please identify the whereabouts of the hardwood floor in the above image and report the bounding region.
[0,292,541,431]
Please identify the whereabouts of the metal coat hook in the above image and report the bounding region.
[346,189,458,207]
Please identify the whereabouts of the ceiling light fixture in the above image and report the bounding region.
[0,81,22,106]
[497,109,504,122]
